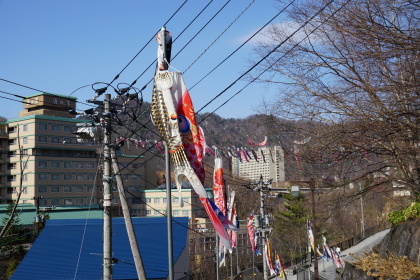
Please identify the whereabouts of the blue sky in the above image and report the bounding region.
[0,0,287,120]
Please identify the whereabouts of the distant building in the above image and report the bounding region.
[231,145,285,183]
[135,188,209,225]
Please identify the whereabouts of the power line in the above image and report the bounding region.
[183,0,256,74]
[188,0,297,91]
[197,0,352,123]
[108,120,249,186]
[133,0,232,91]
[195,0,339,115]
[106,0,190,87]
[0,77,50,93]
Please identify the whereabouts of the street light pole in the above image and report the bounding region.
[309,179,319,280]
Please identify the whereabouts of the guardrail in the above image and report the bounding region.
[284,222,391,268]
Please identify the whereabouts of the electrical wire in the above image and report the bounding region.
[131,0,231,91]
[73,152,103,280]
[188,0,297,91]
[195,0,338,115]
[197,0,352,122]
[169,0,232,63]
[106,0,190,87]
[183,0,255,74]
[108,121,249,187]
[0,77,49,93]
[0,85,95,112]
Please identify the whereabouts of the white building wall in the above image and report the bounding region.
[231,146,285,182]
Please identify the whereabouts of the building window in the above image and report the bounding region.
[22,149,29,155]
[38,123,48,131]
[22,124,28,132]
[75,198,84,205]
[63,137,71,144]
[182,198,188,204]
[131,174,139,180]
[64,174,72,180]
[87,186,94,192]
[146,210,152,216]
[154,198,160,204]
[38,174,48,180]
[86,162,94,169]
[173,210,179,216]
[64,161,72,168]
[76,174,84,181]
[154,210,160,216]
[51,186,60,193]
[38,186,47,193]
[7,163,16,170]
[132,186,139,192]
[75,162,84,169]
[38,161,48,168]
[146,198,151,203]
[76,186,84,192]
[51,161,60,168]
[39,136,48,143]
[172,197,179,204]
[7,176,16,182]
[51,198,59,205]
[63,186,72,193]
[51,174,60,180]
[64,126,72,133]
[22,137,28,144]
[7,151,15,158]
[51,137,60,144]
[8,139,16,145]
[182,210,189,216]
[51,124,60,132]
[86,174,95,181]
[22,174,28,182]
[64,198,72,205]
[163,198,167,204]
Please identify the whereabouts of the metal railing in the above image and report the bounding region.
[284,222,391,268]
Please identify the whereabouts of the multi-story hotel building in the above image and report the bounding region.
[1,92,156,208]
[231,145,285,183]
[0,92,206,222]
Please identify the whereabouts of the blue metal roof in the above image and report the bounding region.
[10,217,189,280]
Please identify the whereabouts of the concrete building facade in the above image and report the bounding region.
[231,145,285,183]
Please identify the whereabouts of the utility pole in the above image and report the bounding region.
[309,179,319,280]
[164,142,174,280]
[260,186,268,280]
[102,93,113,280]
[243,174,272,280]
[111,149,146,280]
[34,195,42,237]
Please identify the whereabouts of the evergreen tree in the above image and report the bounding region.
[273,193,309,264]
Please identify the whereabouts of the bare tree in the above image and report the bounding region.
[253,0,419,198]
[0,125,30,238]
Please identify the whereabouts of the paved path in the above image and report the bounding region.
[271,228,391,280]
